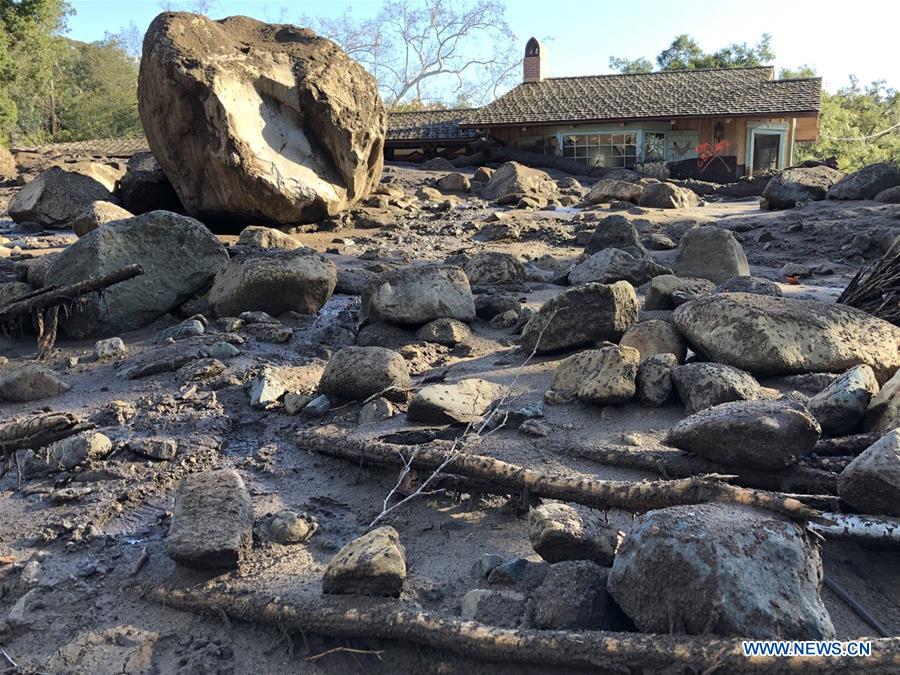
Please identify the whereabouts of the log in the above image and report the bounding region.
[296,427,820,522]
[0,413,94,454]
[813,432,884,457]
[810,513,900,549]
[146,585,900,674]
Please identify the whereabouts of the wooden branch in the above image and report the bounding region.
[296,427,820,522]
[811,513,900,548]
[0,413,94,454]
[813,432,884,457]
[146,585,900,674]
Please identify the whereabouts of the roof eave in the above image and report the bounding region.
[459,109,821,129]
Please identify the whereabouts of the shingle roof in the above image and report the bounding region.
[386,109,483,142]
[460,67,822,127]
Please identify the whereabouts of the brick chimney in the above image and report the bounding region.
[523,37,544,83]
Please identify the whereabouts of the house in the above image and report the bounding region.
[385,108,484,162]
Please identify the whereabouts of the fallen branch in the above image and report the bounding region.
[810,513,900,548]
[146,585,900,673]
[813,432,883,457]
[0,413,94,454]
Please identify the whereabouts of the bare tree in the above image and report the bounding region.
[306,0,519,109]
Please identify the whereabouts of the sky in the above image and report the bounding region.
[65,0,900,93]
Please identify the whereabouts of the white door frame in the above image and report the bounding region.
[746,121,789,174]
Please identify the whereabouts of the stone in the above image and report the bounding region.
[283,393,312,415]
[568,248,670,286]
[356,321,417,349]
[421,157,454,171]
[489,310,518,329]
[551,349,604,393]
[667,399,820,470]
[155,319,204,343]
[673,226,750,283]
[358,397,394,424]
[8,163,120,227]
[607,504,834,639]
[619,319,686,362]
[115,151,184,215]
[807,365,879,436]
[673,293,900,384]
[415,318,471,345]
[471,553,504,579]
[139,13,385,225]
[416,186,442,200]
[574,345,640,405]
[322,526,406,597]
[584,214,644,257]
[646,232,677,250]
[44,211,228,338]
[0,145,16,180]
[528,503,616,565]
[205,341,240,360]
[130,437,178,460]
[532,561,618,630]
[714,275,782,297]
[0,364,70,402]
[94,337,127,360]
[473,167,494,183]
[644,274,715,310]
[671,362,763,414]
[875,185,900,203]
[637,182,700,209]
[0,281,32,304]
[519,418,551,436]
[21,431,111,475]
[827,162,900,200]
[479,161,559,205]
[242,322,293,343]
[436,172,470,192]
[584,179,642,205]
[362,264,475,325]
[254,509,317,544]
[72,201,132,238]
[302,394,331,417]
[763,166,844,208]
[461,252,525,286]
[521,281,638,354]
[460,589,528,628]
[166,469,253,570]
[319,346,411,402]
[636,353,677,407]
[237,225,302,250]
[838,429,900,516]
[250,367,287,409]
[780,262,811,278]
[407,378,504,424]
[865,369,900,432]
[208,249,336,318]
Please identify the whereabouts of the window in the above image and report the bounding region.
[562,132,637,168]
[643,132,666,163]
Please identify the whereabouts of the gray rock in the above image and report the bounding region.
[302,394,332,417]
[323,526,406,597]
[532,561,617,630]
[644,274,715,310]
[237,225,302,250]
[283,393,312,416]
[479,161,559,205]
[249,367,286,409]
[763,166,844,208]
[714,275,782,296]
[72,200,132,238]
[584,214,645,257]
[875,185,900,203]
[319,346,411,402]
[568,248,670,286]
[827,163,900,200]
[573,345,640,405]
[436,172,470,192]
[94,337,127,360]
[487,558,549,588]
[637,182,700,209]
[242,322,293,343]
[619,319,686,363]
[489,309,518,329]
[460,251,525,287]
[460,589,528,628]
[471,553,504,579]
[177,357,225,383]
[671,362,763,414]
[407,378,504,424]
[205,341,240,360]
[130,437,178,460]
[674,226,750,283]
[528,503,616,565]
[838,429,900,516]
[21,431,111,475]
[415,318,471,345]
[584,179,642,205]
[356,321,417,349]
[807,365,879,436]
[0,364,70,402]
[636,353,677,407]
[865,369,900,431]
[155,319,204,343]
[115,151,183,214]
[254,509,317,544]
[474,293,520,320]
[8,163,121,227]
[362,264,475,325]
[358,397,394,424]
[608,503,834,639]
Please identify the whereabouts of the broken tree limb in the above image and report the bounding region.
[296,427,820,522]
[0,413,94,455]
[813,432,884,457]
[146,585,900,674]
[810,513,900,549]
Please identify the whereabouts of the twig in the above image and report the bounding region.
[306,646,384,662]
[823,576,891,638]
[0,648,17,668]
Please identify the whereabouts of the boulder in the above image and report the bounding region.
[8,164,120,227]
[436,172,470,192]
[461,252,525,286]
[528,503,616,565]
[237,225,302,250]
[673,227,750,283]
[608,504,834,639]
[72,201,133,238]
[473,166,494,183]
[0,364,70,402]
[644,274,714,310]
[865,369,900,431]
[532,561,618,630]
[460,589,528,628]
[407,378,504,424]
[208,249,335,317]
[139,13,386,225]
[568,249,670,286]
[619,319,686,362]
[666,399,820,469]
[827,163,900,200]
[714,275,782,297]
[44,211,229,338]
[673,293,900,383]
[584,179,642,205]
[20,431,111,475]
[574,345,640,404]
[838,429,900,516]
[318,346,411,402]
[807,364,879,436]
[0,145,16,181]
[521,281,638,354]
[362,264,475,325]
[762,166,844,208]
[0,281,31,305]
[875,185,900,204]
[322,526,406,597]
[637,182,700,209]
[415,318,470,345]
[479,161,559,204]
[636,353,677,407]
[114,151,183,214]
[584,214,644,257]
[671,362,763,414]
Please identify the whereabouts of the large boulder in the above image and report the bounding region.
[571,345,640,405]
[838,429,900,516]
[362,264,475,325]
[644,274,714,310]
[72,201,133,238]
[807,364,879,436]
[762,166,844,208]
[637,182,700,209]
[139,13,386,225]
[208,249,336,317]
[521,281,638,354]
[865,369,900,432]
[875,185,900,203]
[673,293,900,383]
[8,164,121,227]
[461,252,525,287]
[584,214,644,257]
[0,364,70,402]
[671,362,762,414]
[673,226,750,283]
[318,346,411,402]
[115,151,184,214]
[620,319,686,362]
[568,249,670,287]
[44,211,229,338]
[584,179,641,205]
[608,504,834,639]
[323,527,406,597]
[479,161,559,205]
[0,145,16,181]
[407,378,503,424]
[827,163,900,200]
[528,503,616,565]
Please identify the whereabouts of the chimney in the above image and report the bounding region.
[523,37,544,83]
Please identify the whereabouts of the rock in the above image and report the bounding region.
[139,13,385,225]
[302,393,331,417]
[21,431,111,475]
[473,167,494,183]
[0,365,69,402]
[637,182,700,209]
[208,249,336,318]
[407,378,504,424]
[115,151,184,214]
[166,469,253,570]
[666,399,820,469]
[489,309,518,329]
[283,393,312,415]
[322,526,406,597]
[44,211,228,338]
[584,214,644,257]
[461,252,525,286]
[714,275,782,297]
[94,337,127,360]
[608,504,834,639]
[487,558,549,587]
[130,437,178,460]
[780,262,811,278]
[358,397,394,424]
[421,157,454,171]
[0,281,31,304]
[356,321,416,349]
[584,179,642,205]
[155,319,204,343]
[532,561,618,630]
[471,553,504,579]
[479,161,558,204]
[574,345,640,405]
[568,248,670,286]
[460,589,528,628]
[254,509,317,544]
[673,293,900,383]
[865,369,900,431]
[636,353,677,406]
[644,274,715,310]
[177,358,225,383]
[619,319,686,362]
[528,503,616,565]
[671,362,763,414]
[875,185,900,203]
[673,226,750,283]
[646,232,677,250]
[237,225,302,250]
[242,322,293,343]
[763,166,844,208]
[521,281,638,354]
[0,145,16,180]
[205,341,240,360]
[807,365,879,436]
[250,367,287,409]
[838,429,900,516]
[362,264,475,325]
[416,186,442,200]
[827,163,900,200]
[475,294,519,320]
[72,201,132,238]
[319,346,411,402]
[415,318,470,345]
[436,172,470,192]
[519,418,551,436]
[8,163,120,227]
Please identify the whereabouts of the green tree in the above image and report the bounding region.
[610,33,775,73]
[608,55,652,74]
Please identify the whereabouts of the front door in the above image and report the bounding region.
[752,133,781,174]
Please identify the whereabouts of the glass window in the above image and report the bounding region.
[552,132,640,168]
[643,132,666,163]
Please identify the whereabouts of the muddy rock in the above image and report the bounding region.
[551,349,607,393]
[461,251,525,287]
[666,399,820,469]
[673,226,750,283]
[72,200,132,238]
[323,526,406,597]
[584,179,642,205]
[94,337,127,360]
[638,182,700,209]
[22,431,111,475]
[608,503,834,639]
[415,318,471,345]
[208,249,336,317]
[0,145,16,180]
[532,561,619,630]
[139,13,385,224]
[475,294,520,320]
[528,503,616,565]
[875,185,900,203]
[358,397,394,424]
[130,437,178,460]
[827,162,900,200]
[763,166,844,208]
[436,172,470,192]
[807,364,879,436]
[714,275,782,296]
[166,469,253,570]
[250,367,287,409]
[636,353,677,406]
[473,166,494,183]
[8,163,121,227]
[568,248,670,286]
[362,264,475,325]
[479,161,559,205]
[0,364,70,402]
[644,274,715,310]
[407,378,504,424]
[620,319,686,362]
[115,151,183,214]
[237,225,302,250]
[574,344,640,405]
[356,321,417,349]
[837,429,900,516]
[460,589,528,628]
[254,509,317,544]
[584,214,644,257]
[0,281,31,304]
[671,362,763,414]
[865,369,900,431]
[318,346,411,402]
